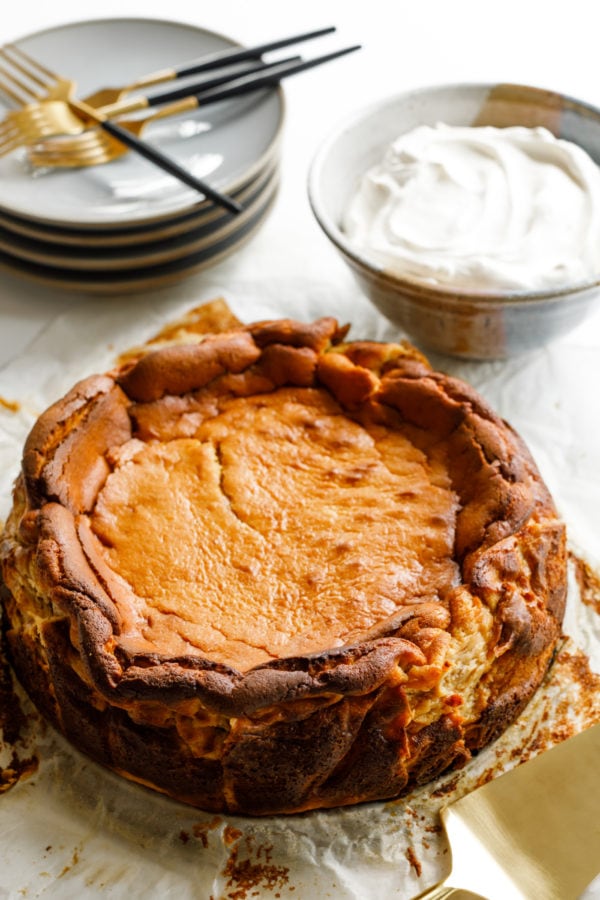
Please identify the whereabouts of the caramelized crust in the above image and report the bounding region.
[0,311,567,815]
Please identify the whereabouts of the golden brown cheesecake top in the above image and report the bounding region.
[3,314,567,721]
[89,386,460,670]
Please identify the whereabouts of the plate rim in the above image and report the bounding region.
[0,156,277,248]
[0,173,279,293]
[0,160,278,271]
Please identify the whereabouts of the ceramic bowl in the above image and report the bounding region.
[308,82,600,359]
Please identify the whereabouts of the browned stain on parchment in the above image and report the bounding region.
[188,815,223,848]
[219,831,291,900]
[0,396,20,413]
[571,551,600,615]
[405,846,422,877]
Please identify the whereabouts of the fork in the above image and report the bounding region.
[24,46,361,169]
[0,51,301,158]
[0,101,86,156]
[28,101,199,167]
[0,46,90,153]
[0,45,243,213]
[0,24,339,147]
[77,25,336,108]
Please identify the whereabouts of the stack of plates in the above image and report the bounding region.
[0,18,285,293]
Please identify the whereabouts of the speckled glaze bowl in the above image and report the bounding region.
[308,82,600,359]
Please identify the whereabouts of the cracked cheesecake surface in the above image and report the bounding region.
[91,388,460,670]
[0,306,568,814]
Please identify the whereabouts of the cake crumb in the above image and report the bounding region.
[570,552,600,614]
[57,847,80,879]
[220,837,290,900]
[0,395,20,413]
[430,774,461,797]
[192,815,222,848]
[405,846,422,877]
[223,825,244,846]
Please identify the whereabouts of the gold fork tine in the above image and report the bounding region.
[0,65,42,104]
[0,48,49,97]
[28,146,111,167]
[0,127,23,157]
[0,120,18,140]
[3,43,59,82]
[0,134,19,156]
[0,101,86,160]
[0,115,20,142]
[28,99,195,167]
[0,44,78,107]
[30,131,111,153]
[0,102,29,153]
[0,69,28,105]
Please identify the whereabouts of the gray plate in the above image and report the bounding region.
[0,17,285,228]
[0,158,277,270]
[0,171,279,293]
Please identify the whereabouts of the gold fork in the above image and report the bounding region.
[0,41,306,155]
[0,46,243,212]
[21,46,360,169]
[0,101,84,156]
[77,25,336,108]
[0,25,339,152]
[28,102,199,167]
[15,51,306,166]
[0,46,88,155]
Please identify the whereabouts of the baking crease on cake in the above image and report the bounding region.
[0,309,567,814]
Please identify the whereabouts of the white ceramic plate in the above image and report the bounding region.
[0,158,274,247]
[0,160,277,270]
[0,17,285,228]
[0,173,279,293]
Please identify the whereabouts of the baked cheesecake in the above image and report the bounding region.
[0,312,567,814]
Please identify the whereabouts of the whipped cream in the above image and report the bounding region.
[344,124,600,291]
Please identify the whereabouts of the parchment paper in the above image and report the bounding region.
[1,280,599,900]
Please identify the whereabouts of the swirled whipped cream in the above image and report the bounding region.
[343,124,600,291]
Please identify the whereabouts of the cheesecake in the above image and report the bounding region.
[0,311,567,814]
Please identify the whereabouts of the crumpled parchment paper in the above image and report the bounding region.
[1,279,599,900]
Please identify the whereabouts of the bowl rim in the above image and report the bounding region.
[307,80,600,305]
